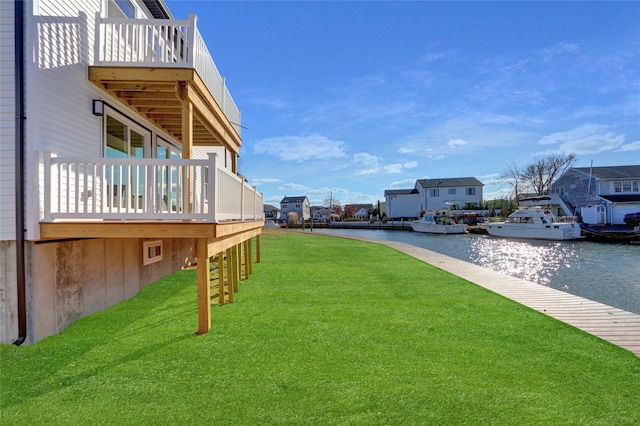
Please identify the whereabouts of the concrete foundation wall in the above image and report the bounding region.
[0,237,194,345]
[0,241,18,343]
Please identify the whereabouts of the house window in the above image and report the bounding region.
[466,188,476,195]
[105,113,151,159]
[109,0,136,18]
[609,180,640,193]
[283,204,287,209]
[430,189,439,197]
[104,109,151,208]
[448,188,456,195]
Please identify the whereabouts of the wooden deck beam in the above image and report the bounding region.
[40,220,263,240]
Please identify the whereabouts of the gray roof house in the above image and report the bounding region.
[384,188,419,220]
[415,177,484,211]
[280,196,311,222]
[263,204,280,221]
[552,165,640,225]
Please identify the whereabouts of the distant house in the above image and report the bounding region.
[344,203,373,220]
[312,206,338,222]
[552,165,640,225]
[280,196,311,223]
[263,204,280,221]
[415,177,484,211]
[384,189,420,220]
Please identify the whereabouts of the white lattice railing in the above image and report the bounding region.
[42,152,263,222]
[94,14,241,134]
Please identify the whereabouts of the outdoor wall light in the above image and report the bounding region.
[92,99,104,116]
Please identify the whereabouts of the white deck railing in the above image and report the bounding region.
[42,152,263,222]
[94,14,241,135]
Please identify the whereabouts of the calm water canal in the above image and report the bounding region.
[314,228,640,314]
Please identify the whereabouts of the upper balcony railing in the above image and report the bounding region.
[42,152,263,223]
[94,14,241,135]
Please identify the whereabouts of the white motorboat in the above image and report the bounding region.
[411,211,468,234]
[484,207,583,240]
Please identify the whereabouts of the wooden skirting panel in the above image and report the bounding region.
[39,219,262,336]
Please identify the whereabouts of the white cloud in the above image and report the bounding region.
[355,167,380,176]
[616,141,640,152]
[353,152,381,175]
[278,183,310,191]
[253,96,287,109]
[253,134,347,162]
[252,178,280,186]
[447,138,468,147]
[398,147,415,154]
[383,161,417,174]
[353,152,380,165]
[428,154,446,160]
[539,42,580,62]
[383,164,404,174]
[537,124,625,155]
[387,178,419,189]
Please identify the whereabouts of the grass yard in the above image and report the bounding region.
[1,230,639,425]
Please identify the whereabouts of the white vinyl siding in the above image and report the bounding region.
[0,1,16,240]
[22,1,172,239]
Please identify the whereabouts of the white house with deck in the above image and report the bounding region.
[0,0,263,345]
[415,177,484,211]
[384,177,484,219]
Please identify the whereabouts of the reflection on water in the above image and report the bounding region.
[316,229,640,314]
[467,238,575,288]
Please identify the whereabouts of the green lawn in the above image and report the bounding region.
[2,230,638,425]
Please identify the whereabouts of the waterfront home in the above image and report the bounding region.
[384,189,420,220]
[552,165,640,225]
[344,203,374,220]
[415,177,484,211]
[264,204,281,221]
[384,177,484,219]
[0,0,263,345]
[280,196,311,224]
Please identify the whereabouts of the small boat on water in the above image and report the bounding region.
[484,207,583,240]
[579,224,640,243]
[411,211,468,234]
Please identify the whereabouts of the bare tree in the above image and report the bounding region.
[502,160,528,200]
[323,198,342,216]
[521,153,576,195]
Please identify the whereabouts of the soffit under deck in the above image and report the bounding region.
[88,67,241,155]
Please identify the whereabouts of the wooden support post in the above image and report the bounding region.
[196,238,211,335]
[226,247,234,302]
[232,244,240,292]
[179,82,194,212]
[256,234,261,264]
[217,250,225,305]
[247,238,253,275]
[242,240,249,280]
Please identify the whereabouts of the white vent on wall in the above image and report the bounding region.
[143,240,163,265]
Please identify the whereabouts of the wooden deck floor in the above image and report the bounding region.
[331,234,640,357]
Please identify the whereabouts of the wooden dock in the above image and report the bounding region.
[336,234,640,357]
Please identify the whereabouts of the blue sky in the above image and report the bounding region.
[166,1,640,207]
